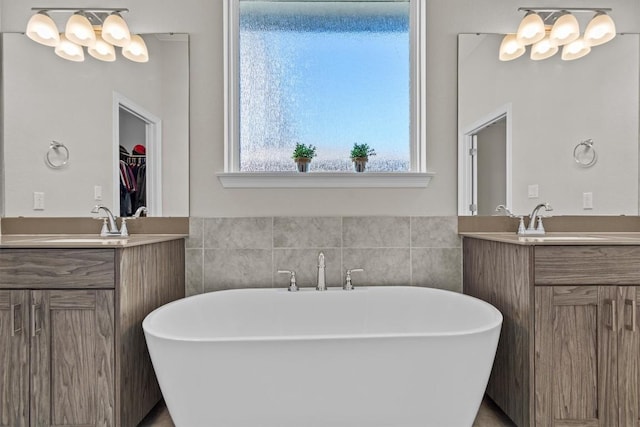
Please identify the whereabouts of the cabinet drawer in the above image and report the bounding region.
[535,246,640,285]
[0,249,115,289]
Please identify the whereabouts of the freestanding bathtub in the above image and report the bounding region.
[143,286,502,427]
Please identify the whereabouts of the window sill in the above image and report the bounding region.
[217,172,435,188]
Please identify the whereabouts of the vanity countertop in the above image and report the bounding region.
[0,234,187,248]
[460,231,640,246]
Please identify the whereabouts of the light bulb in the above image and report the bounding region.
[55,34,85,62]
[122,34,149,63]
[499,34,525,61]
[65,12,96,47]
[584,12,616,46]
[549,13,579,46]
[516,12,545,46]
[26,12,60,47]
[102,12,131,47]
[561,38,591,60]
[531,37,559,60]
[88,30,116,62]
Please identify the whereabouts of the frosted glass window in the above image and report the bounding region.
[239,1,410,172]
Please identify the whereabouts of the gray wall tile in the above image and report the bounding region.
[186,217,204,249]
[274,248,342,289]
[204,249,273,292]
[411,248,462,292]
[411,216,460,248]
[343,216,410,248]
[342,248,411,286]
[273,217,341,248]
[185,249,203,296]
[204,217,272,249]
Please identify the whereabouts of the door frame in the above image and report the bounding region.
[113,92,163,216]
[458,103,512,216]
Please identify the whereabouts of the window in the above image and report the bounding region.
[223,0,429,185]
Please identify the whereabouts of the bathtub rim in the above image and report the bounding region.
[142,286,503,343]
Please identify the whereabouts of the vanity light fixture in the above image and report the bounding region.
[26,7,148,63]
[500,7,615,62]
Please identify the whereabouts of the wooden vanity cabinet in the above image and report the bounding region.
[0,241,185,427]
[463,239,640,427]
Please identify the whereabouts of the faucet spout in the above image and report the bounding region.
[528,202,553,231]
[91,205,119,234]
[316,252,326,291]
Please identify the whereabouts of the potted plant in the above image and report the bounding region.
[292,142,317,172]
[350,143,376,172]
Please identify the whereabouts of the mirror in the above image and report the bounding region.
[458,33,639,216]
[2,32,189,217]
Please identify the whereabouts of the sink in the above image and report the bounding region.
[41,238,129,244]
[519,235,607,242]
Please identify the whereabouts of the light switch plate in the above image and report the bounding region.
[33,192,45,210]
[94,185,103,201]
[528,184,539,199]
[583,192,593,209]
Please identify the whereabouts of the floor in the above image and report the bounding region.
[138,396,516,426]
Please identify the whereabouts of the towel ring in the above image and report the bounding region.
[45,141,69,169]
[573,139,597,168]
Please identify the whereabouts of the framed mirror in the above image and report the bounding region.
[458,33,639,216]
[2,32,189,217]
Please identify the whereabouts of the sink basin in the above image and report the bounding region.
[519,235,606,242]
[42,238,129,244]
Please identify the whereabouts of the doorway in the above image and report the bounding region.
[113,93,162,217]
[458,105,512,216]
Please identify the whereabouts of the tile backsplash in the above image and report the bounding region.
[186,216,461,296]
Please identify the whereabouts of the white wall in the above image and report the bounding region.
[2,32,189,217]
[459,33,639,215]
[2,0,640,218]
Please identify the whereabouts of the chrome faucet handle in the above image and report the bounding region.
[495,204,515,217]
[278,270,298,292]
[344,268,364,291]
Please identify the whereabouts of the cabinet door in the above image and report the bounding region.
[30,290,115,427]
[535,286,617,427]
[0,290,29,427]
[626,287,640,427]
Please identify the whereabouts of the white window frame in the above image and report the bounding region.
[220,0,433,188]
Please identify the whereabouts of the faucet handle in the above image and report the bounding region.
[278,270,298,292]
[344,268,364,291]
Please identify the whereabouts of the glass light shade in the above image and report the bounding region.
[549,13,579,46]
[499,34,526,61]
[65,13,96,47]
[102,12,131,47]
[561,38,591,61]
[516,12,545,46]
[55,34,85,62]
[122,34,149,63]
[26,12,60,47]
[584,12,616,46]
[88,32,116,62]
[531,37,559,60]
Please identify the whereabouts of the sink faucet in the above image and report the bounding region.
[133,206,148,218]
[316,252,326,291]
[91,205,120,235]
[523,202,553,235]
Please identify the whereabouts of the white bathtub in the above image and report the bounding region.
[143,286,502,427]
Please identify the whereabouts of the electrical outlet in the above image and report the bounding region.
[528,184,539,199]
[583,192,593,209]
[94,185,103,201]
[33,192,45,210]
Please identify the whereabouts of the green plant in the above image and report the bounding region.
[350,143,376,159]
[292,142,317,160]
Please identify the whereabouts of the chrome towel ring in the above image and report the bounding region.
[45,141,69,169]
[573,139,597,168]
